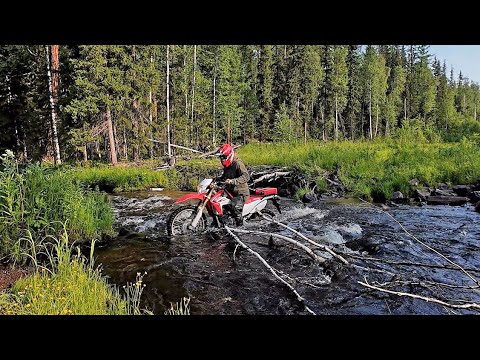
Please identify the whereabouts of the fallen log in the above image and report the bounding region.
[426,196,469,206]
[252,171,291,184]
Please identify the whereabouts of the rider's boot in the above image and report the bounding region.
[234,215,244,226]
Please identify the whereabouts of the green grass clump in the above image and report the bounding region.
[237,136,480,201]
[0,152,114,260]
[0,229,149,315]
[71,159,220,193]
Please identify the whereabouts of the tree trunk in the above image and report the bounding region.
[45,45,62,165]
[404,97,407,121]
[83,144,88,161]
[304,118,307,144]
[21,123,28,160]
[297,98,300,139]
[123,127,128,160]
[166,45,172,157]
[106,107,117,165]
[213,74,216,146]
[184,45,189,123]
[375,102,379,138]
[335,94,338,141]
[369,86,373,140]
[191,45,197,147]
[113,121,120,162]
[133,100,139,162]
[227,118,231,144]
[321,105,326,142]
[95,140,101,160]
[350,109,354,141]
[149,53,154,159]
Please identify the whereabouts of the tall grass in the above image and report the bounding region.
[238,137,480,200]
[0,228,148,315]
[0,151,114,260]
[71,159,220,192]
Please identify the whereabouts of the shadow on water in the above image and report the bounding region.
[94,190,480,315]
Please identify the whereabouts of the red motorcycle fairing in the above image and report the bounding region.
[175,193,206,204]
[245,195,263,204]
[210,189,228,215]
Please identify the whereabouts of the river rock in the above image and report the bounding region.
[437,183,451,190]
[433,188,456,196]
[414,189,430,201]
[471,191,480,203]
[452,185,471,197]
[408,178,420,186]
[302,193,317,203]
[426,196,469,206]
[391,191,404,202]
[476,201,480,213]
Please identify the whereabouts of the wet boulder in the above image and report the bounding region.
[471,191,480,203]
[414,188,430,202]
[408,178,420,186]
[391,191,404,203]
[452,185,472,197]
[476,201,480,213]
[302,193,317,203]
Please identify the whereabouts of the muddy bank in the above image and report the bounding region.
[93,190,480,315]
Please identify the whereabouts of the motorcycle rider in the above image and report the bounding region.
[215,143,250,226]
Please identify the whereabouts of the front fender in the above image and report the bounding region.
[175,193,206,204]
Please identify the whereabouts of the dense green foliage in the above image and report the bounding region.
[0,151,113,259]
[1,45,479,163]
[238,125,480,201]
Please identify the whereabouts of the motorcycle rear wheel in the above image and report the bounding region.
[167,205,207,236]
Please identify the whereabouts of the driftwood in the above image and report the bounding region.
[224,225,316,315]
[198,144,242,158]
[358,279,480,311]
[252,171,291,184]
[149,139,205,154]
[228,227,326,263]
[261,214,348,264]
[426,196,469,206]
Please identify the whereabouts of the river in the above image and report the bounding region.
[93,190,480,315]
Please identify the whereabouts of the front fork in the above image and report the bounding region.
[189,191,213,229]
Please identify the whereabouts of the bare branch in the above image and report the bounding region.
[262,214,348,264]
[358,280,480,310]
[228,227,326,264]
[233,244,239,262]
[224,226,316,315]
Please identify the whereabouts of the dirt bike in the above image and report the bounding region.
[167,178,281,236]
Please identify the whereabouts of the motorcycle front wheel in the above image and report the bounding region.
[167,205,207,236]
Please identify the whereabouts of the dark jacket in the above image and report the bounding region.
[220,155,250,198]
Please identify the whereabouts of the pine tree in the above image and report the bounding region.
[331,46,348,140]
[345,45,362,140]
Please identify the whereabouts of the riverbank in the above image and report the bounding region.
[69,138,480,205]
